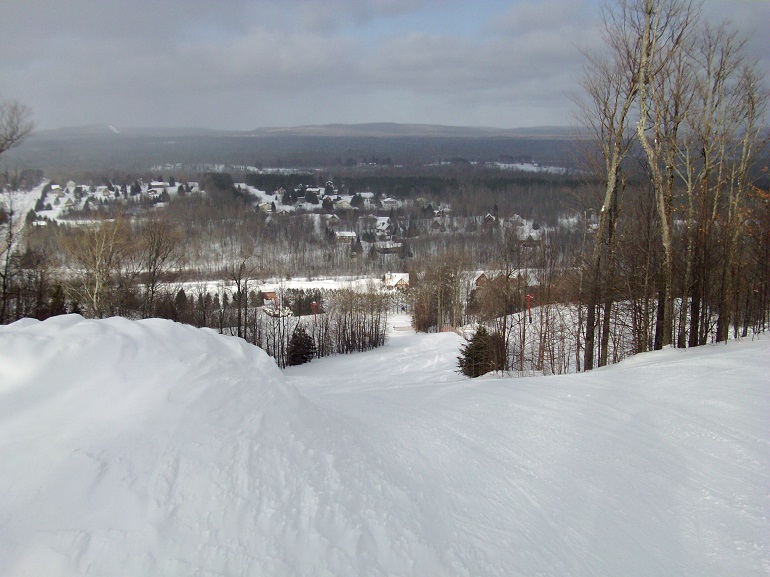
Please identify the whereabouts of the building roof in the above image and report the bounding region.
[384,272,409,288]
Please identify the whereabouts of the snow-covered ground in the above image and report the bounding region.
[0,315,767,576]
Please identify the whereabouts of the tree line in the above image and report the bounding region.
[443,0,770,376]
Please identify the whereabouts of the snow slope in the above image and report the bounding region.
[0,315,767,576]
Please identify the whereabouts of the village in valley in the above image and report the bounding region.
[27,169,550,275]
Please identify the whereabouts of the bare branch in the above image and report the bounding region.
[0,100,34,157]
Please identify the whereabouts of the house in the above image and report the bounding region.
[431,218,446,232]
[519,234,543,249]
[374,241,402,255]
[482,213,497,228]
[375,216,395,238]
[335,230,357,244]
[381,197,399,209]
[384,272,409,289]
[325,214,341,228]
[474,269,540,291]
[517,226,544,248]
[262,290,277,302]
[474,272,489,287]
[258,202,273,213]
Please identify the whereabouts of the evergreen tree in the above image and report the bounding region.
[351,236,363,256]
[457,326,505,378]
[287,326,316,366]
[174,288,189,322]
[47,283,68,317]
[304,189,319,205]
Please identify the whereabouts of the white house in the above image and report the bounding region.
[335,230,357,244]
[384,272,409,289]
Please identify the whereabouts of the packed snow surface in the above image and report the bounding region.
[0,315,767,576]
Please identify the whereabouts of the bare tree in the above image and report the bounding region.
[0,100,34,157]
[675,23,758,346]
[0,183,20,323]
[60,213,137,318]
[573,6,642,368]
[633,0,698,348]
[136,212,183,317]
[227,255,257,339]
[0,101,33,323]
[714,66,768,341]
[578,0,767,354]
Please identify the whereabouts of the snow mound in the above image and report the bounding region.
[1,315,768,576]
[289,330,770,577]
[0,316,440,576]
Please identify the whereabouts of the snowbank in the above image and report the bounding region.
[0,316,439,576]
[1,315,768,576]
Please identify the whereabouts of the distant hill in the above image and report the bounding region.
[31,123,583,140]
[243,123,583,139]
[9,123,587,171]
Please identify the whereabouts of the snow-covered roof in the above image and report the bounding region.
[384,272,409,287]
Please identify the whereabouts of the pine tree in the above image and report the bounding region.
[287,326,316,366]
[457,326,505,378]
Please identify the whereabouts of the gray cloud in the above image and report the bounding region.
[0,0,766,130]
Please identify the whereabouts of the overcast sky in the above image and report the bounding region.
[1,0,768,131]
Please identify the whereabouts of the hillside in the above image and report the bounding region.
[0,315,767,576]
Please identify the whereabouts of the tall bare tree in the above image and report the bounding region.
[60,213,136,318]
[0,100,33,157]
[714,66,768,341]
[0,101,33,323]
[137,212,183,317]
[676,23,756,346]
[573,0,643,369]
[578,0,767,353]
[227,255,257,339]
[634,0,698,349]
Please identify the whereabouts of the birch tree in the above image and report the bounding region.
[633,0,697,349]
[573,2,642,369]
[60,213,136,318]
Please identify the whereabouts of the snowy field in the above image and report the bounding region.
[0,314,767,576]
